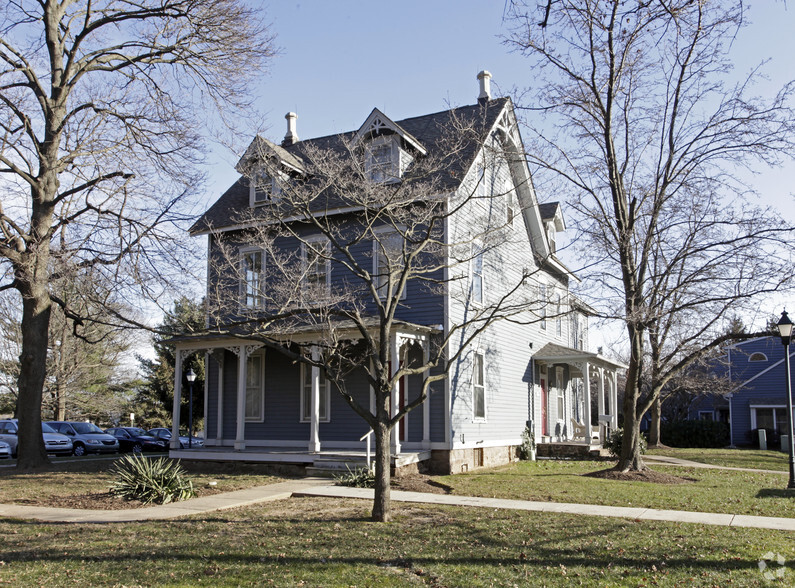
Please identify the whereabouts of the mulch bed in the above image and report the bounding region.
[585,468,696,484]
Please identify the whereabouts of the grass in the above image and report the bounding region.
[0,456,280,505]
[647,446,790,471]
[0,496,793,586]
[437,459,795,518]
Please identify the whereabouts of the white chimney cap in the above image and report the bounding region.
[477,70,492,102]
[284,112,299,145]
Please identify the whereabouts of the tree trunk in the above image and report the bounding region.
[648,395,662,447]
[371,422,392,522]
[617,328,645,471]
[15,282,52,469]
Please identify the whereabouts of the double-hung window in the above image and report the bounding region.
[374,230,405,299]
[366,137,397,183]
[302,239,330,298]
[556,367,565,421]
[241,248,265,308]
[246,353,264,422]
[473,351,486,420]
[250,170,286,206]
[506,190,516,225]
[540,283,547,330]
[471,243,484,305]
[300,364,330,423]
[555,292,562,337]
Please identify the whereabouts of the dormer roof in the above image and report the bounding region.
[539,202,566,231]
[351,108,427,155]
[236,135,307,176]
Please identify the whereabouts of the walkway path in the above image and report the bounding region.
[643,454,788,475]
[1,476,794,531]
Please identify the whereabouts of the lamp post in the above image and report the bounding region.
[776,310,795,489]
[186,367,196,449]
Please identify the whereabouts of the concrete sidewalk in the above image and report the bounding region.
[643,454,788,475]
[1,477,795,531]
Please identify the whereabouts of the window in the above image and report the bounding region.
[302,239,330,296]
[571,312,585,350]
[300,364,330,423]
[753,406,787,432]
[540,284,547,330]
[547,224,556,254]
[241,249,265,308]
[698,411,714,421]
[476,163,487,197]
[506,190,516,224]
[556,367,565,421]
[473,352,485,419]
[250,169,286,205]
[471,243,484,305]
[555,292,562,337]
[749,352,768,362]
[366,137,397,183]
[245,353,264,422]
[373,231,405,299]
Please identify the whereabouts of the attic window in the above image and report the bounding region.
[749,352,768,362]
[547,223,556,254]
[250,169,286,206]
[366,136,404,183]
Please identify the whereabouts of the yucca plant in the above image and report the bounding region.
[333,465,376,488]
[109,455,196,504]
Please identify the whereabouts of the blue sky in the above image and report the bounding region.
[206,0,795,217]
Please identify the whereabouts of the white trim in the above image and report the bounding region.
[698,410,714,421]
[451,437,523,450]
[748,352,768,362]
[750,405,787,431]
[372,228,407,300]
[735,348,794,390]
[470,241,484,306]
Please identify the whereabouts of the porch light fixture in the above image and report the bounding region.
[186,367,197,450]
[776,310,795,489]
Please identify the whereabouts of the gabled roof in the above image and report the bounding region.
[351,108,427,155]
[236,135,307,175]
[191,98,511,234]
[539,201,565,231]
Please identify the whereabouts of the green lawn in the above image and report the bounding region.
[437,460,795,518]
[0,496,793,587]
[647,447,790,471]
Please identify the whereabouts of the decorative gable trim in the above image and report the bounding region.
[352,108,427,155]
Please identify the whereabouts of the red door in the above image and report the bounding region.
[541,378,548,436]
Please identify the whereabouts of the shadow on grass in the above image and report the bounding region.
[756,488,795,499]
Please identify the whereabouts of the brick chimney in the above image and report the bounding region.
[283,112,299,146]
[477,70,492,104]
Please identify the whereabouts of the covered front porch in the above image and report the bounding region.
[167,320,440,468]
[533,343,627,449]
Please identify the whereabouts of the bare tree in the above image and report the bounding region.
[203,106,552,521]
[0,1,274,468]
[505,1,795,470]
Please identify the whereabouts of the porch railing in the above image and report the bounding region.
[360,429,374,471]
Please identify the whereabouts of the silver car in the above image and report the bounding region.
[46,421,119,456]
[0,419,73,457]
[0,440,11,459]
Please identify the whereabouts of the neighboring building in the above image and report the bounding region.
[168,72,624,474]
[690,337,794,446]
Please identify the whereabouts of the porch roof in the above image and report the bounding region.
[165,317,441,350]
[533,342,627,371]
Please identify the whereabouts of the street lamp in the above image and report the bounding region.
[186,367,196,449]
[776,310,795,489]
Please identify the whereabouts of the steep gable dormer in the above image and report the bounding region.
[352,108,427,183]
[235,134,307,207]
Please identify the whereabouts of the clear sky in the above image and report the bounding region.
[200,1,795,343]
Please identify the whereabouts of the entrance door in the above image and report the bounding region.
[540,377,548,436]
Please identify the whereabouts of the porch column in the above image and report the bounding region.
[422,340,431,450]
[212,350,225,445]
[597,367,606,445]
[309,346,321,452]
[170,349,184,450]
[582,362,592,445]
[203,352,209,443]
[390,331,401,455]
[610,372,619,429]
[235,347,247,450]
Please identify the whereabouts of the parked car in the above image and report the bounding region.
[46,421,120,456]
[104,427,166,453]
[0,440,11,459]
[0,419,73,457]
[147,427,205,449]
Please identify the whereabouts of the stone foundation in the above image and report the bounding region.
[427,445,519,475]
[536,442,604,459]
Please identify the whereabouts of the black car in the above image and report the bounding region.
[105,427,167,453]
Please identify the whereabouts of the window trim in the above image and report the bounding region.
[556,366,565,422]
[539,283,548,330]
[245,352,265,423]
[299,363,331,423]
[698,411,714,421]
[240,247,266,309]
[555,292,562,337]
[750,405,787,431]
[749,352,768,362]
[373,228,407,300]
[250,169,286,206]
[473,350,486,421]
[365,135,400,183]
